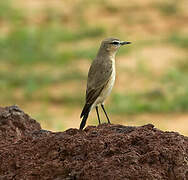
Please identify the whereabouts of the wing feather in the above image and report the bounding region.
[85,57,112,105]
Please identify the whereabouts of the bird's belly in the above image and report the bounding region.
[100,73,115,100]
[92,69,115,108]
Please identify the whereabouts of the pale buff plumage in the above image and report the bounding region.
[80,38,131,130]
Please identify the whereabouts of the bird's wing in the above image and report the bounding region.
[85,57,113,105]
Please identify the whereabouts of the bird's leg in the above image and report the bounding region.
[96,106,101,124]
[101,104,111,124]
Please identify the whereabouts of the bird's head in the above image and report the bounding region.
[99,37,131,56]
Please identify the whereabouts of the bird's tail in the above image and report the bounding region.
[80,112,89,130]
[80,103,91,130]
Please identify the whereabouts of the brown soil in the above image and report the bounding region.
[0,106,188,180]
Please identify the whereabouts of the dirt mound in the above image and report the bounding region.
[0,106,188,180]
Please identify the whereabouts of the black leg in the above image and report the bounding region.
[96,106,101,124]
[101,104,111,124]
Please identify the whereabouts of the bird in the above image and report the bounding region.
[80,37,131,130]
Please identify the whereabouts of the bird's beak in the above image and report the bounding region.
[120,41,131,45]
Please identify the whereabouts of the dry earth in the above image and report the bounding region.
[0,106,188,180]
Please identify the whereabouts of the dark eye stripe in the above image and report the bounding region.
[110,41,120,45]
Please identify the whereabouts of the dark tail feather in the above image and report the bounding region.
[80,103,91,118]
[79,112,89,130]
[80,103,91,130]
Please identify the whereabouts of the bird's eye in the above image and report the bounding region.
[111,41,120,45]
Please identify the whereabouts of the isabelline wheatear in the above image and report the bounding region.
[80,37,131,130]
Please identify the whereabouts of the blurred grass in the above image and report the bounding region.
[110,58,188,114]
[153,1,179,16]
[0,25,105,65]
[167,33,188,49]
[110,88,188,114]
[0,0,106,65]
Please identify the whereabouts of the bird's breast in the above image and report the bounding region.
[104,61,116,95]
[91,59,116,109]
[96,60,116,103]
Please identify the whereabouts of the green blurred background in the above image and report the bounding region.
[1,0,188,135]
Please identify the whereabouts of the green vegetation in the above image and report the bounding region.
[110,91,168,114]
[110,88,188,114]
[167,33,188,49]
[109,57,188,114]
[153,0,179,16]
[0,25,104,64]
